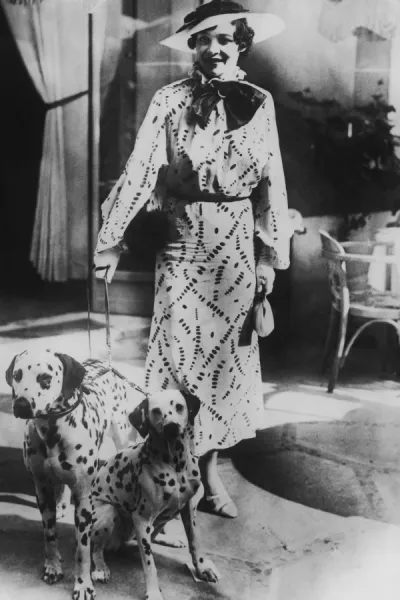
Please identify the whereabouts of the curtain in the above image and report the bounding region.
[318,0,400,145]
[319,0,400,42]
[1,0,108,280]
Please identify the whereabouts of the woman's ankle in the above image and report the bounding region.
[200,451,228,497]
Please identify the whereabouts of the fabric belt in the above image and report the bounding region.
[168,189,249,203]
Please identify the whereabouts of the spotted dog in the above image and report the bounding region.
[91,390,220,600]
[6,350,142,600]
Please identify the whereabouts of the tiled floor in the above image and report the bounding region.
[1,285,400,599]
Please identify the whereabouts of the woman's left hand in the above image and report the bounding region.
[256,263,275,295]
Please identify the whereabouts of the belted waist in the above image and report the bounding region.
[167,189,249,203]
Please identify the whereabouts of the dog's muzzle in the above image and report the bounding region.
[163,422,180,440]
[13,397,34,419]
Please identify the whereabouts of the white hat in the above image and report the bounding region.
[160,1,285,53]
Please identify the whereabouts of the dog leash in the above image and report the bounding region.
[87,266,110,364]
[87,268,148,397]
[103,273,112,368]
[87,266,113,369]
[86,279,92,358]
[31,271,146,422]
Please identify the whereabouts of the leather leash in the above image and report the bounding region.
[87,268,148,397]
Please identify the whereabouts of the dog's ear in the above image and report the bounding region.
[181,391,201,425]
[128,397,149,438]
[55,353,86,400]
[5,355,17,387]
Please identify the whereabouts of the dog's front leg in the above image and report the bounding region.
[132,513,163,600]
[25,425,63,584]
[180,499,220,583]
[33,478,63,584]
[71,489,95,600]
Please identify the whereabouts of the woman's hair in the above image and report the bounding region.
[187,18,255,57]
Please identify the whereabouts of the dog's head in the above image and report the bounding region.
[6,350,86,419]
[129,389,201,440]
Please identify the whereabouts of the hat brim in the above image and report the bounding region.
[160,12,285,53]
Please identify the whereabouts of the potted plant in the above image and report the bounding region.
[288,83,400,239]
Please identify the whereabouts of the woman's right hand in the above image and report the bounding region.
[93,247,121,283]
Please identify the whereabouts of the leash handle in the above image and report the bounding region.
[103,270,112,368]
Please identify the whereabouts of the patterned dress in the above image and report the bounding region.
[96,68,290,456]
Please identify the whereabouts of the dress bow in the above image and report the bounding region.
[192,79,266,131]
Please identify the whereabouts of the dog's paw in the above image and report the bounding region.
[42,562,64,585]
[196,559,220,583]
[72,581,96,600]
[92,564,111,583]
[146,587,164,600]
[153,532,186,548]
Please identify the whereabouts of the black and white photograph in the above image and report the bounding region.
[0,0,400,598]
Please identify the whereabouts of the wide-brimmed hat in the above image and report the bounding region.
[160,0,285,53]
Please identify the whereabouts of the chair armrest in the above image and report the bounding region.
[341,240,395,250]
[322,250,399,265]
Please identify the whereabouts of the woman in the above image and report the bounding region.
[94,0,290,519]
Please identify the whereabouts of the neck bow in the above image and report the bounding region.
[192,77,266,131]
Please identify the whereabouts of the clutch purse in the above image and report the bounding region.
[123,208,171,259]
[253,292,274,337]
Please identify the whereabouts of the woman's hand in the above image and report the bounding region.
[93,247,121,283]
[256,263,275,295]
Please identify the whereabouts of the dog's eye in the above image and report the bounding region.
[151,408,162,418]
[175,403,184,414]
[13,369,23,383]
[36,373,52,390]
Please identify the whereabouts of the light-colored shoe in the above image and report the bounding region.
[199,493,238,518]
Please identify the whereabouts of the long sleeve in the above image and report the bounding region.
[253,93,291,269]
[95,88,168,254]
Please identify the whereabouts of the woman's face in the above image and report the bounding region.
[195,23,242,79]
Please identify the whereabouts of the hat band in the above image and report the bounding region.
[177,3,249,34]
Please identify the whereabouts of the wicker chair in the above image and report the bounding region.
[320,229,400,392]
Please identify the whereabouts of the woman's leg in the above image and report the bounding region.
[199,450,238,518]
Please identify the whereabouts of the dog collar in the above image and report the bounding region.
[34,366,148,421]
[35,385,89,421]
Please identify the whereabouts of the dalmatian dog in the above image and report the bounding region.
[6,349,143,600]
[90,390,220,600]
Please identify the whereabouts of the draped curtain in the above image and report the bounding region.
[1,0,195,280]
[319,0,400,42]
[318,0,400,152]
[0,0,108,280]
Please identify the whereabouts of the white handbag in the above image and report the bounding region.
[253,292,275,337]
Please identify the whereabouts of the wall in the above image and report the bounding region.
[245,0,357,106]
[241,0,363,219]
[237,0,400,338]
